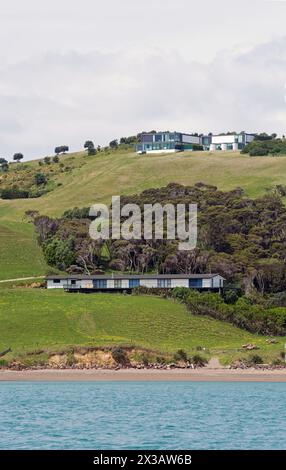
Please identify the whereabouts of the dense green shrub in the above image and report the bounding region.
[43,237,75,270]
[247,354,263,365]
[111,347,129,365]
[242,137,286,156]
[35,173,47,186]
[1,187,29,199]
[62,207,91,219]
[191,354,208,367]
[171,288,286,336]
[173,349,188,362]
[249,148,268,157]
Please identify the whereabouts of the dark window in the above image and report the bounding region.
[129,279,140,288]
[71,280,76,285]
[93,279,107,288]
[155,134,162,142]
[114,280,122,288]
[53,279,61,284]
[141,134,154,143]
[189,278,202,288]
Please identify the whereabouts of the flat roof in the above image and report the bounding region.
[141,131,199,137]
[46,273,224,280]
[212,132,255,137]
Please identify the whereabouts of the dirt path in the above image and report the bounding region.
[0,276,45,283]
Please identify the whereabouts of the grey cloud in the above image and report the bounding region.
[0,36,285,159]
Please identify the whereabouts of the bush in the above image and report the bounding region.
[249,148,268,157]
[247,354,263,365]
[171,288,286,336]
[222,287,240,304]
[1,187,29,199]
[43,237,75,270]
[66,352,77,366]
[271,358,284,366]
[141,353,149,366]
[173,349,188,362]
[191,354,208,367]
[111,347,129,365]
[62,207,91,219]
[35,173,47,186]
[192,144,204,151]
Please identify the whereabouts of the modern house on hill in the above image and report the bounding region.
[209,133,255,151]
[136,131,201,153]
[136,131,255,153]
[46,273,225,292]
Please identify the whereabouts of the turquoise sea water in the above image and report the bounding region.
[0,381,285,449]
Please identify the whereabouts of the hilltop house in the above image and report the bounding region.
[46,273,225,292]
[136,131,201,153]
[209,133,255,151]
[136,131,255,153]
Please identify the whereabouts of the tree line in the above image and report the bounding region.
[31,182,286,296]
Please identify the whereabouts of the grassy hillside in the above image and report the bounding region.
[0,221,46,280]
[0,289,284,365]
[2,147,286,278]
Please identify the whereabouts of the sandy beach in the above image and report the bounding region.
[0,367,286,382]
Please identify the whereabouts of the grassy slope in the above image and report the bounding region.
[1,150,286,361]
[1,148,286,279]
[0,289,284,364]
[0,221,46,280]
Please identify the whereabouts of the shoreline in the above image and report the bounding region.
[0,368,286,382]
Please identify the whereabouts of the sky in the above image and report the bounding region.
[0,0,286,160]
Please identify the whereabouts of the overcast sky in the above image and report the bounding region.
[0,0,286,160]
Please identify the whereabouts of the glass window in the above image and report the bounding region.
[189,278,202,288]
[114,279,122,288]
[157,279,171,287]
[142,134,154,143]
[129,279,140,288]
[53,279,61,283]
[93,279,107,288]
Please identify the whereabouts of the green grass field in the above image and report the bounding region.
[1,150,286,362]
[2,148,286,279]
[0,289,284,364]
[0,221,46,280]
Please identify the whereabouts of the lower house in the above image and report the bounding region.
[46,273,225,292]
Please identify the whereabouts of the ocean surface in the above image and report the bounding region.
[0,381,285,449]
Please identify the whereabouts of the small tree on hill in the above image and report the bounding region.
[13,153,24,163]
[84,140,97,156]
[0,158,8,172]
[55,146,69,155]
[44,156,51,165]
[84,140,94,150]
[53,155,59,163]
[109,139,118,149]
